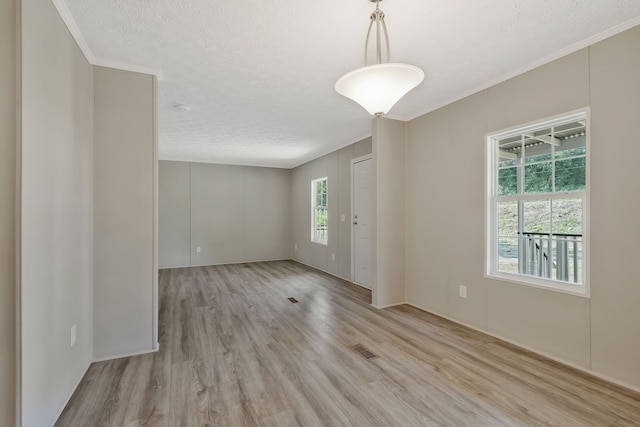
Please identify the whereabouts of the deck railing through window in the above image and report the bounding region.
[315,224,327,242]
[520,232,582,284]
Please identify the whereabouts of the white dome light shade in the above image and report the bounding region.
[335,63,424,116]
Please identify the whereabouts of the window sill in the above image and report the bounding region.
[486,271,590,299]
[311,240,328,246]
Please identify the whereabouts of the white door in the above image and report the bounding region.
[352,157,372,288]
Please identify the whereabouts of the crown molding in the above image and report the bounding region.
[50,0,94,61]
[398,15,640,123]
[51,0,164,80]
[92,58,164,81]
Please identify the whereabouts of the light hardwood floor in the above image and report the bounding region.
[56,261,640,426]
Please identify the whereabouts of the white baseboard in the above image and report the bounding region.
[160,257,292,270]
[351,281,372,291]
[48,360,91,427]
[405,302,640,395]
[48,345,161,425]
[92,347,159,363]
[290,259,352,283]
[372,301,407,309]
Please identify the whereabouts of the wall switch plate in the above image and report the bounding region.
[459,286,467,299]
[71,325,76,347]
[196,246,201,253]
[331,253,335,261]
[294,244,298,250]
[341,214,346,222]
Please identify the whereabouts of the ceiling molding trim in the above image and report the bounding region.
[157,157,293,170]
[51,0,164,80]
[51,0,96,63]
[92,58,165,81]
[288,131,373,169]
[402,15,640,123]
[158,131,373,170]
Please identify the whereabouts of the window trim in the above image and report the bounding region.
[485,109,590,298]
[311,177,328,245]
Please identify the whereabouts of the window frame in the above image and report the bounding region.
[485,109,590,297]
[311,177,328,245]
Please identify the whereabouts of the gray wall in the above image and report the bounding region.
[20,0,94,425]
[0,0,16,424]
[589,27,640,390]
[7,2,157,424]
[291,138,372,280]
[372,118,406,308]
[405,25,640,390]
[159,161,291,268]
[93,66,157,360]
[158,160,190,267]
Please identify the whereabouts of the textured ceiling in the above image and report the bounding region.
[61,0,640,168]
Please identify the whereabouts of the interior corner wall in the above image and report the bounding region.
[93,66,157,361]
[405,24,640,390]
[0,0,17,424]
[588,25,640,390]
[372,118,406,308]
[158,161,291,269]
[290,138,372,280]
[20,0,94,425]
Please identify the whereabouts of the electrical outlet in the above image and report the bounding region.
[196,246,201,253]
[70,325,76,347]
[459,286,467,299]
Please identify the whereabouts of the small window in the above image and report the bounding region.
[311,177,328,244]
[486,111,589,296]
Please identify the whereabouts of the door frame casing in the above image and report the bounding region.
[350,154,372,288]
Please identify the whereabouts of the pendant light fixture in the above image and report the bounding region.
[335,0,424,116]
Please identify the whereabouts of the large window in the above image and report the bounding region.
[486,111,589,296]
[311,177,328,244]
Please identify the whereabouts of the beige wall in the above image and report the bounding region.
[20,0,94,425]
[589,27,640,389]
[291,138,372,280]
[405,25,640,390]
[158,160,191,267]
[0,0,16,424]
[372,118,406,307]
[12,2,157,424]
[159,161,291,268]
[93,66,157,360]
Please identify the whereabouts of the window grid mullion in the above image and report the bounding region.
[489,111,587,292]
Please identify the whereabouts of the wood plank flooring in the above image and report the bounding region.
[56,261,640,426]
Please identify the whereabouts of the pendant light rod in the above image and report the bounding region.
[335,0,424,116]
[364,0,390,66]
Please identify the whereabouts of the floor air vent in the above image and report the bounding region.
[288,297,298,303]
[353,344,378,360]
